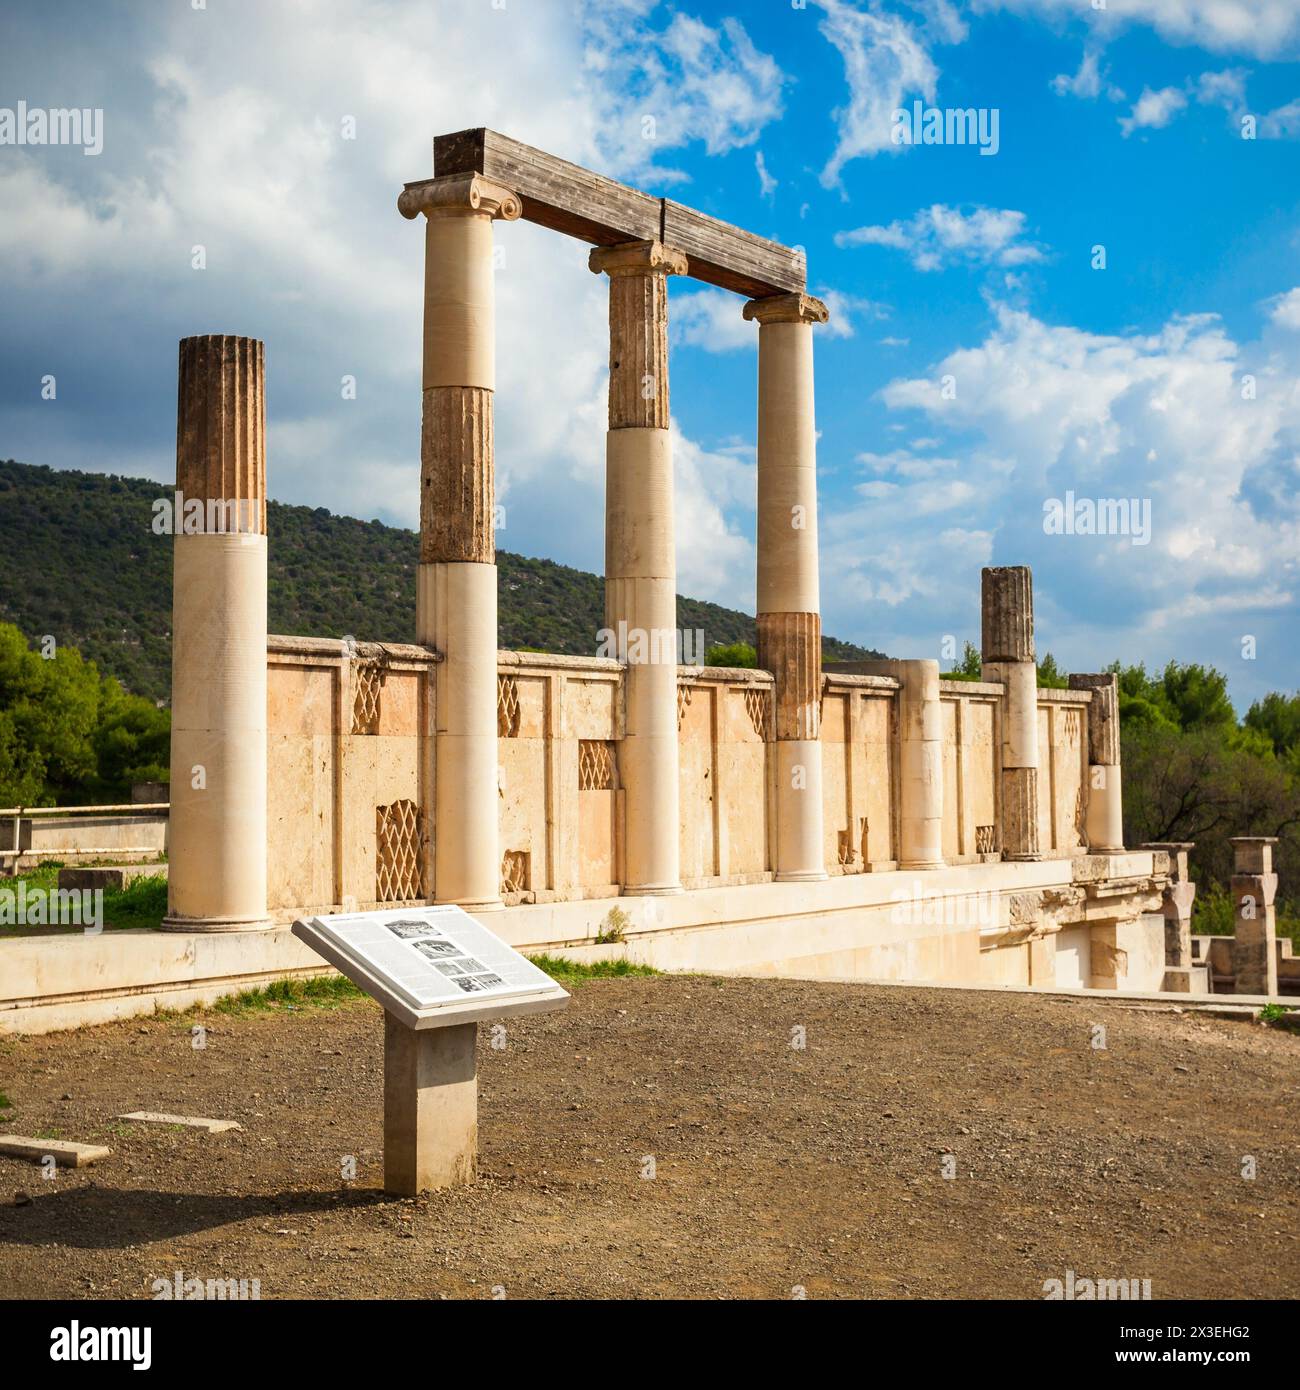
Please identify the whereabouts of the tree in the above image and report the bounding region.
[705,641,757,669]
[0,623,171,805]
[1245,691,1300,756]
[946,641,982,680]
[1036,652,1069,688]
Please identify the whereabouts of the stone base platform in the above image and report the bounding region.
[1,852,1254,1035]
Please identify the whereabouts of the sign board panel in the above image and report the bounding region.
[292,906,569,1030]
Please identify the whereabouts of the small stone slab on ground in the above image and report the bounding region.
[118,1111,242,1133]
[0,1136,111,1167]
[57,863,168,892]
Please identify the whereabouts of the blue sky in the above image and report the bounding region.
[1,0,1297,708]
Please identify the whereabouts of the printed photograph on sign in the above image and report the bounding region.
[302,906,568,1013]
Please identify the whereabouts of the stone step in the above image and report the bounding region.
[57,864,169,892]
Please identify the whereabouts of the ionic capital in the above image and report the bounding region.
[589,240,689,279]
[398,173,522,222]
[742,292,829,326]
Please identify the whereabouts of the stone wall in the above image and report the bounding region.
[266,641,1104,919]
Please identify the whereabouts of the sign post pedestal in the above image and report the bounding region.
[383,1013,477,1194]
[293,904,568,1197]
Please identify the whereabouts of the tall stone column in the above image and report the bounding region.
[1231,837,1279,997]
[982,566,1040,861]
[743,293,830,882]
[589,241,687,895]
[164,335,269,932]
[399,173,521,910]
[1070,672,1123,852]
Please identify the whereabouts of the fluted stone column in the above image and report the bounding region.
[1070,672,1123,852]
[399,172,521,910]
[1231,837,1279,997]
[982,566,1040,861]
[589,241,686,895]
[164,335,269,932]
[744,293,830,882]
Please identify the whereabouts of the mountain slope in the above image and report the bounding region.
[0,458,878,702]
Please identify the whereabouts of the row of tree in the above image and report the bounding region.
[943,642,1299,923]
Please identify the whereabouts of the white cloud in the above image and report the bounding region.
[1050,48,1124,103]
[869,301,1300,677]
[1195,67,1249,110]
[0,0,777,617]
[1119,85,1189,136]
[1260,98,1300,139]
[755,149,777,201]
[1267,287,1300,329]
[835,204,1045,271]
[816,0,939,186]
[672,288,757,353]
[975,0,1300,60]
[817,289,890,338]
[669,426,756,603]
[583,4,787,179]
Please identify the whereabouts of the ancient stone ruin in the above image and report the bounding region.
[4,130,1291,1031]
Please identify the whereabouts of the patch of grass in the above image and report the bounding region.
[527,953,660,985]
[0,1091,12,1110]
[209,973,366,1017]
[103,873,168,931]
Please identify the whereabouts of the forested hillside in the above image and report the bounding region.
[0,458,876,703]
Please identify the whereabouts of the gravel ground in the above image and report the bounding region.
[1,975,1297,1300]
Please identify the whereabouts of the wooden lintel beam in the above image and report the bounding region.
[420,127,806,299]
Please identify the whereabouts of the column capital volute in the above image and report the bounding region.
[588,240,689,278]
[397,172,523,222]
[742,292,829,326]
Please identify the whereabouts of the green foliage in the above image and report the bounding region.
[1122,680,1300,927]
[0,619,169,805]
[210,974,366,1016]
[705,641,757,668]
[104,874,169,931]
[525,953,660,984]
[1192,883,1236,936]
[1245,691,1300,757]
[0,459,877,706]
[1110,659,1238,733]
[1036,652,1069,689]
[945,641,983,680]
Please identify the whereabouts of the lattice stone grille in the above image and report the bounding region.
[677,682,693,730]
[352,661,383,736]
[578,740,616,791]
[975,824,998,855]
[376,798,423,902]
[498,675,521,738]
[1061,706,1082,743]
[744,687,770,740]
[501,849,530,894]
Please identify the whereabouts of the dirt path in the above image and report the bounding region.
[1,976,1297,1300]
